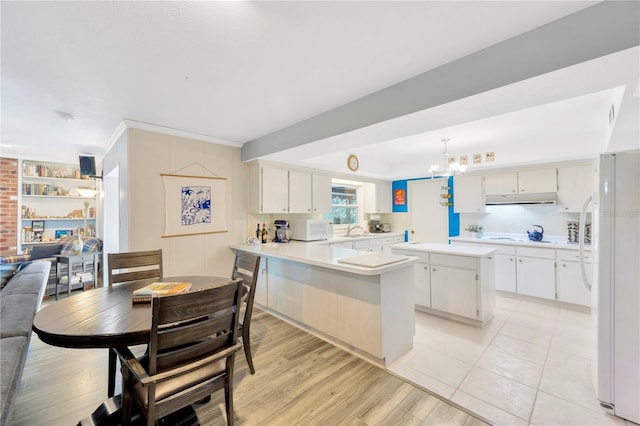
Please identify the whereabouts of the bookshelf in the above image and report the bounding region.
[20,160,97,251]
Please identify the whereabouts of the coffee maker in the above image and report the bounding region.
[273,220,290,243]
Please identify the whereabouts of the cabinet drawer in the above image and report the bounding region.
[369,238,383,247]
[352,240,369,250]
[515,246,555,259]
[430,253,476,269]
[481,243,515,256]
[556,250,592,263]
[392,249,429,263]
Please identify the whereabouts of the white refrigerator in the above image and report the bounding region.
[580,151,640,423]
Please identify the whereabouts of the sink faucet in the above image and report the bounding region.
[346,224,362,237]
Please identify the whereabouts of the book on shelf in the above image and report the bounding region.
[132,282,192,303]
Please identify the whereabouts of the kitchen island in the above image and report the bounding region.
[391,242,496,327]
[230,242,418,366]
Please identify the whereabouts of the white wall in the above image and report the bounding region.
[103,128,247,278]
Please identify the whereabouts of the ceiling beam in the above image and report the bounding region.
[242,1,640,162]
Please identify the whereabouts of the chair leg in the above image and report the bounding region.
[108,348,116,397]
[225,380,234,426]
[242,324,255,374]
[121,371,133,426]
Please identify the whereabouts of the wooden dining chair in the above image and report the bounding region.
[114,278,244,426]
[107,249,163,287]
[106,249,163,397]
[230,251,261,374]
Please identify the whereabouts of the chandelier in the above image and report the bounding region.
[429,138,467,177]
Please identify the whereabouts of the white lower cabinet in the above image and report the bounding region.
[392,248,494,325]
[451,239,592,306]
[515,247,556,300]
[556,250,592,306]
[382,236,404,254]
[330,234,403,252]
[330,241,354,249]
[479,243,516,293]
[254,257,268,306]
[413,262,431,308]
[494,253,517,292]
[430,263,478,320]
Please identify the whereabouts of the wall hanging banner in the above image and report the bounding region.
[161,174,227,238]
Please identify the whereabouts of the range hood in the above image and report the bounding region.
[485,192,557,205]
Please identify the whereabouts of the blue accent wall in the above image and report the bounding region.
[391,176,460,238]
[447,176,460,237]
[391,180,407,213]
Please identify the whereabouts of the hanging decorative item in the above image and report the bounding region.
[440,185,452,207]
[161,165,227,238]
[429,138,467,177]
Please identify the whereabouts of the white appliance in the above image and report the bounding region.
[580,152,639,423]
[288,218,332,241]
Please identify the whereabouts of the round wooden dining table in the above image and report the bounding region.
[32,276,231,349]
[32,276,232,426]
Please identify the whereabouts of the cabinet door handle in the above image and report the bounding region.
[518,259,523,263]
[510,258,514,262]
[562,264,567,268]
[432,268,436,272]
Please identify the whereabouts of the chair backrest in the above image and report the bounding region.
[148,278,244,375]
[107,249,163,286]
[230,251,261,325]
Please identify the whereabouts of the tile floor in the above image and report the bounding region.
[388,293,631,425]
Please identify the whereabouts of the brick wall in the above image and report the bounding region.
[0,157,19,255]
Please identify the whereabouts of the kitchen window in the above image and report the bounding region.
[324,184,358,225]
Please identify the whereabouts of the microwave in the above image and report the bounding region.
[289,219,333,241]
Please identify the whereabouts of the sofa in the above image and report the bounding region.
[0,236,102,297]
[0,260,50,426]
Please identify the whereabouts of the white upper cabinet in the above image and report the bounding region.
[364,182,392,213]
[484,172,518,195]
[311,174,332,213]
[249,164,331,214]
[261,166,289,213]
[557,164,593,212]
[289,171,331,214]
[517,168,557,194]
[484,168,557,195]
[288,171,312,213]
[248,164,288,213]
[453,175,485,213]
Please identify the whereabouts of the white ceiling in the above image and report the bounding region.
[1,1,638,180]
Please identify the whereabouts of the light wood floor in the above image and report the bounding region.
[12,308,490,425]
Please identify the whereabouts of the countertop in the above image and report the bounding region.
[391,242,496,257]
[230,241,417,276]
[449,233,590,251]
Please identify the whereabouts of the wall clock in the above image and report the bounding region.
[347,154,359,172]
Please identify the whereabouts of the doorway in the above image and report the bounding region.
[408,178,449,243]
[102,166,120,284]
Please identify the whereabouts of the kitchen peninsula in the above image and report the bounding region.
[230,242,418,366]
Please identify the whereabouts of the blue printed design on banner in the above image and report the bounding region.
[181,186,211,225]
